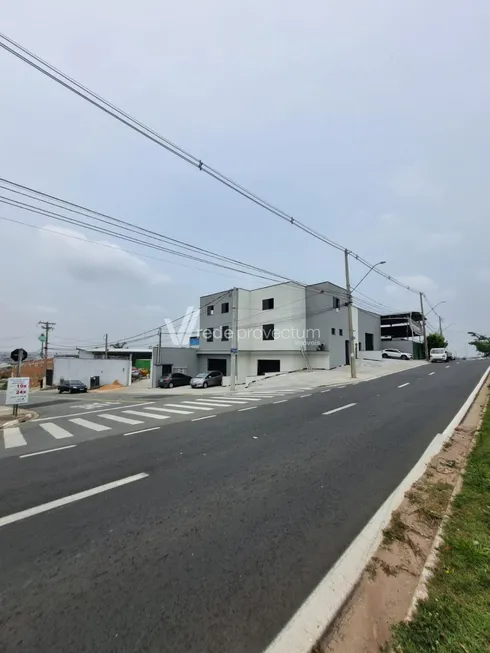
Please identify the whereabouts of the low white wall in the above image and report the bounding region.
[359,350,383,361]
[54,358,131,387]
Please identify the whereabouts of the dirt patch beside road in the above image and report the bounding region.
[318,383,489,653]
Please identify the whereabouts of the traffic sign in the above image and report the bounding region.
[10,348,28,362]
[38,334,46,343]
[5,377,30,405]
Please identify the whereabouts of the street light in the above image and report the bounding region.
[351,261,386,293]
[425,300,446,317]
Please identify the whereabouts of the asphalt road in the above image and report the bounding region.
[0,360,487,653]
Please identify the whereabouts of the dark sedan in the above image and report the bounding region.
[158,372,192,389]
[58,379,88,394]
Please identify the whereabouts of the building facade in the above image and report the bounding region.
[197,281,382,382]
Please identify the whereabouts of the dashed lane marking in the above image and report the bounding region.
[322,403,357,416]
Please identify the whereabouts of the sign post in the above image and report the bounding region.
[9,349,29,417]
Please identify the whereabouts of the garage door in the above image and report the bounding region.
[207,358,227,375]
[257,360,280,376]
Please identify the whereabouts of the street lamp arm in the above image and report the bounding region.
[351,261,386,293]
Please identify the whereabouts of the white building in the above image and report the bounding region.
[197,281,382,383]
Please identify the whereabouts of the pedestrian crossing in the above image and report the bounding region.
[1,388,314,451]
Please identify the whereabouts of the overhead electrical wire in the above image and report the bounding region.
[0,31,425,295]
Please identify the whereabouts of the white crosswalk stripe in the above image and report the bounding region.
[40,423,74,439]
[124,410,170,420]
[146,406,193,415]
[192,400,235,407]
[3,427,27,448]
[99,414,144,425]
[69,418,112,432]
[202,398,250,404]
[224,396,263,401]
[178,402,214,411]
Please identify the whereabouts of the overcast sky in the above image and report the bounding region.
[1,0,488,356]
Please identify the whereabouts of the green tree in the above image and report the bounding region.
[427,332,448,351]
[468,332,490,358]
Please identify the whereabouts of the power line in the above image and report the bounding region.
[0,31,423,295]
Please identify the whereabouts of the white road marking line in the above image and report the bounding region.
[273,400,288,404]
[0,473,149,528]
[445,365,450,368]
[226,396,263,402]
[203,398,249,404]
[69,418,112,431]
[3,427,27,449]
[300,394,312,398]
[321,390,331,393]
[123,410,170,420]
[33,401,156,422]
[40,423,74,439]
[238,406,257,412]
[124,427,160,436]
[146,407,193,415]
[239,394,276,399]
[429,372,436,376]
[191,415,217,421]
[98,414,143,425]
[322,403,357,416]
[177,402,213,411]
[398,383,410,388]
[20,445,76,458]
[337,385,346,389]
[193,400,234,407]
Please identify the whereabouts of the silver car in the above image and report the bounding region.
[190,370,223,388]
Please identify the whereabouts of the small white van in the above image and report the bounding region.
[430,348,448,363]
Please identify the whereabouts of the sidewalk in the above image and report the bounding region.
[244,359,428,392]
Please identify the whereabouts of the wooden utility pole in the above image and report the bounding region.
[419,294,429,360]
[344,250,357,379]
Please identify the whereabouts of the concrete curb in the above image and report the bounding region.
[1,411,38,429]
[263,365,490,653]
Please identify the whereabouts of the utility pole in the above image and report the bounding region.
[230,288,238,391]
[104,333,109,359]
[419,293,429,360]
[344,249,357,379]
[157,327,162,366]
[438,316,443,336]
[38,321,56,387]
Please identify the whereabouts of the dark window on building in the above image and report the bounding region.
[331,327,336,335]
[204,328,213,342]
[339,329,343,336]
[221,302,229,314]
[221,326,230,342]
[262,298,274,310]
[359,342,362,351]
[263,324,275,341]
[333,297,341,309]
[365,333,374,351]
[207,305,214,316]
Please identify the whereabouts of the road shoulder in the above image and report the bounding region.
[319,375,489,653]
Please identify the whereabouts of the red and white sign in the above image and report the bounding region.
[5,378,30,405]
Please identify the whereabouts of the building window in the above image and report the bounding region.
[221,302,229,314]
[221,326,230,342]
[339,329,343,336]
[359,342,362,351]
[262,324,275,341]
[262,298,274,310]
[331,327,336,335]
[204,328,213,342]
[365,333,374,350]
[333,297,340,309]
[207,306,214,316]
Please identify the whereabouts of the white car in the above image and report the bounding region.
[382,348,412,361]
[430,348,448,363]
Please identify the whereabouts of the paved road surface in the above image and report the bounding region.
[0,360,487,653]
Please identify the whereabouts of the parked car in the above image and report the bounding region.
[58,379,88,394]
[382,348,412,361]
[131,367,142,379]
[430,348,448,363]
[190,370,223,388]
[158,372,192,388]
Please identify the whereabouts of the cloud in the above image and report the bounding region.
[35,305,58,314]
[40,225,170,286]
[389,166,444,202]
